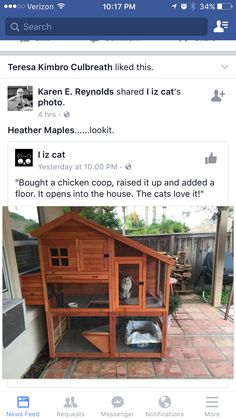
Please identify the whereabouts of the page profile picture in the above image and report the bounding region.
[15,149,33,167]
[8,86,33,111]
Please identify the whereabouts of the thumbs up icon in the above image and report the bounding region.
[205,153,217,164]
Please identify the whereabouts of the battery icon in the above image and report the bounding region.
[217,3,234,9]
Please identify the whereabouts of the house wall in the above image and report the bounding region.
[2,208,47,379]
[2,307,47,379]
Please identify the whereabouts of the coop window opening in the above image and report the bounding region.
[117,262,142,307]
[145,258,164,308]
[52,315,110,354]
[115,316,162,354]
[50,247,69,267]
[47,282,109,309]
[158,261,167,305]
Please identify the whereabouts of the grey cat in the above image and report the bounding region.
[120,276,132,300]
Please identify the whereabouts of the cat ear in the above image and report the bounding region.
[17,154,22,158]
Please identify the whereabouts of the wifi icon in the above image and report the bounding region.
[57,2,65,10]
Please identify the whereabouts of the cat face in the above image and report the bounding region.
[17,154,32,165]
[121,276,132,287]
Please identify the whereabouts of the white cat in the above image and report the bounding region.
[120,276,132,300]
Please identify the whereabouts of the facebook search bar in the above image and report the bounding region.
[5,18,208,37]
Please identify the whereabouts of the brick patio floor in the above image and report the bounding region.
[40,303,234,379]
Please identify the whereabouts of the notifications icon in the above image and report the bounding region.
[111,396,124,408]
[10,22,20,32]
[159,396,171,409]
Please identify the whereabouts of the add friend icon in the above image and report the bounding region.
[211,90,221,102]
[211,90,226,102]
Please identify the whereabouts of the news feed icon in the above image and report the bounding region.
[17,396,30,408]
[15,149,33,167]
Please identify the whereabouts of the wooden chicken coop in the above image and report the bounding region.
[20,212,175,359]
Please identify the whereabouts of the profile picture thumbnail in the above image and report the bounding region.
[8,86,33,111]
[15,149,33,167]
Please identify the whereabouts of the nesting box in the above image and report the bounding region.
[20,212,174,359]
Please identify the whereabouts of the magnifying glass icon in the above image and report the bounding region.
[10,22,20,32]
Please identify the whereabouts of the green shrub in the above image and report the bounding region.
[168,294,182,315]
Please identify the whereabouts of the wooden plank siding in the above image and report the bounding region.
[130,232,232,287]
